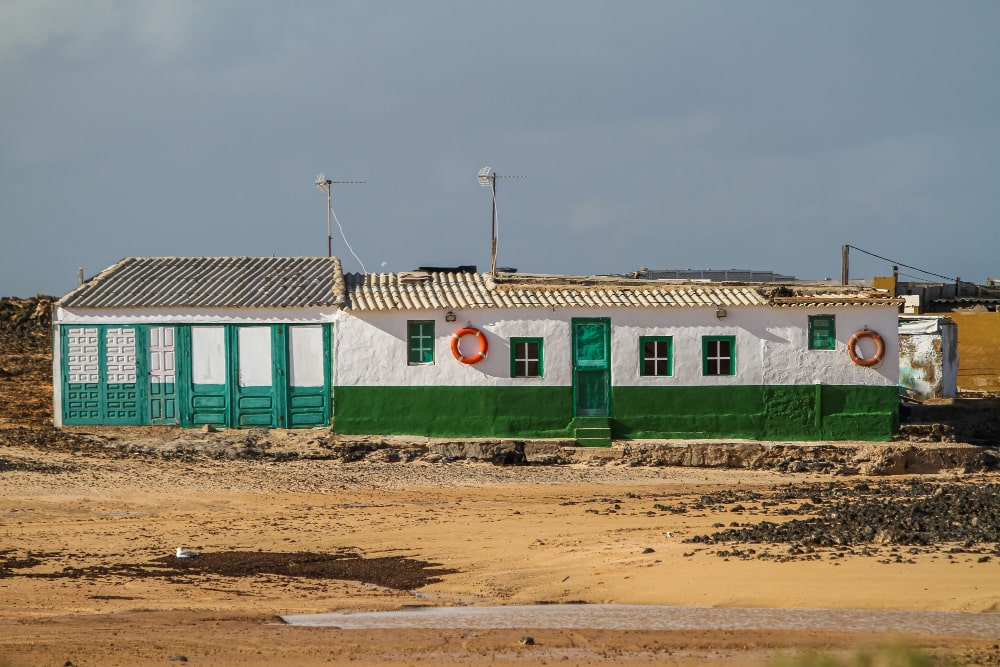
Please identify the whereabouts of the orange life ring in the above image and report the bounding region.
[451,327,488,364]
[847,329,885,367]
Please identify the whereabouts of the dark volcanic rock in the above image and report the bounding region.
[0,549,458,591]
[686,481,1000,557]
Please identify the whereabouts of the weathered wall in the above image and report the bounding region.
[947,312,1000,392]
[898,317,958,399]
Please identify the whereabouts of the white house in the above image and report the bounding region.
[53,257,901,442]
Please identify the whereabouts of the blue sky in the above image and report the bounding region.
[2,1,998,297]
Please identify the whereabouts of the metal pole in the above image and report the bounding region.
[326,181,332,258]
[490,173,498,276]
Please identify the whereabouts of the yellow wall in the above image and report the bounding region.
[873,275,896,294]
[948,312,1000,392]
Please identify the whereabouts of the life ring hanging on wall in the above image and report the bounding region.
[451,327,488,364]
[847,329,885,367]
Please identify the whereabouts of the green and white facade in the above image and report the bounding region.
[54,257,901,442]
[335,272,900,443]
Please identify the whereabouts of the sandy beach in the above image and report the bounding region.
[2,438,1000,666]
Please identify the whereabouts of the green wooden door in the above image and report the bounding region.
[187,326,229,427]
[572,318,611,417]
[285,325,331,428]
[61,325,144,425]
[148,326,178,424]
[234,326,278,427]
[185,324,329,429]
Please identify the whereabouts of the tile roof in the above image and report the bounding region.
[344,271,495,311]
[59,257,345,309]
[344,271,900,311]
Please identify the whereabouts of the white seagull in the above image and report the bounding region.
[175,546,199,558]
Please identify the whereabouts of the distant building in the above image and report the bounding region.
[625,268,797,282]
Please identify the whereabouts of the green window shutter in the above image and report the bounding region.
[407,321,435,364]
[702,335,736,376]
[511,338,543,377]
[639,336,672,376]
[808,315,835,350]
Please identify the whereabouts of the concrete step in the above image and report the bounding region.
[575,426,612,448]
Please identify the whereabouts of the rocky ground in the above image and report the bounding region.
[685,480,1000,562]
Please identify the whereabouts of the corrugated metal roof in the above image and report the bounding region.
[343,271,900,311]
[931,297,1000,305]
[59,257,345,309]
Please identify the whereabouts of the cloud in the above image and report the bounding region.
[0,0,113,64]
[0,0,211,67]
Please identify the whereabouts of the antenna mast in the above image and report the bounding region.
[477,166,524,276]
[315,173,365,258]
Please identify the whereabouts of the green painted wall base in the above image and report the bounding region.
[334,386,573,438]
[333,384,899,442]
[611,384,899,441]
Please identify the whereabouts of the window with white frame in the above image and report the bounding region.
[640,336,672,376]
[703,335,736,376]
[511,337,543,377]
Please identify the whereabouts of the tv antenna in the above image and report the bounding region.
[477,166,524,276]
[314,173,366,269]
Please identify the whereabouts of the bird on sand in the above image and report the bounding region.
[175,546,199,558]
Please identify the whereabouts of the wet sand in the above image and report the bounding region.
[2,442,1000,665]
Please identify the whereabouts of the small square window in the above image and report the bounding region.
[407,321,435,365]
[703,335,736,376]
[808,315,835,350]
[640,336,672,376]
[511,338,543,378]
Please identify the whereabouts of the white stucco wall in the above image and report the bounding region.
[334,305,899,388]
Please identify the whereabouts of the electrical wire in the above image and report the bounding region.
[847,245,955,282]
[329,203,367,273]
